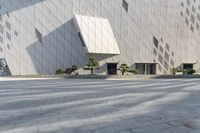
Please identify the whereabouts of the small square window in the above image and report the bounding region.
[122,0,128,12]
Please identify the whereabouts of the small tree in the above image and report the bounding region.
[118,64,129,75]
[83,57,99,75]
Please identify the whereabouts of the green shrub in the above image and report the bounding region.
[83,57,99,75]
[171,68,196,75]
[187,69,196,75]
[55,68,65,75]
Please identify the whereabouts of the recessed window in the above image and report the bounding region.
[187,0,190,6]
[186,8,190,16]
[185,17,189,25]
[190,25,194,32]
[153,48,157,56]
[180,12,183,17]
[0,35,3,43]
[159,46,163,54]
[7,44,10,50]
[158,54,163,64]
[181,2,184,7]
[6,32,11,41]
[196,23,199,30]
[164,52,169,62]
[6,21,11,30]
[122,0,128,12]
[166,43,169,51]
[0,47,2,52]
[192,6,196,13]
[14,30,18,36]
[6,12,9,17]
[153,36,159,49]
[0,15,2,22]
[0,24,3,34]
[78,32,86,47]
[172,51,175,56]
[35,28,42,42]
[197,13,200,21]
[164,61,169,70]
[190,14,195,24]
[161,38,163,42]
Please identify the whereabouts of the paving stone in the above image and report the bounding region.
[0,79,200,133]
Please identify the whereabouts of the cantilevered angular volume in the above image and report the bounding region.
[73,15,120,55]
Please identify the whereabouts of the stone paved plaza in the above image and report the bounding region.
[0,78,200,133]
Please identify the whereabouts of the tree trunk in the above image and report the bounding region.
[91,69,94,75]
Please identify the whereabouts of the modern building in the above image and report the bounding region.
[0,0,200,76]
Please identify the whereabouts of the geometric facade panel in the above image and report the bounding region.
[73,15,120,55]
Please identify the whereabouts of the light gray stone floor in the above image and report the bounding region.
[0,78,200,133]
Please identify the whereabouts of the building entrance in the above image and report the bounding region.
[135,63,157,75]
[107,63,117,75]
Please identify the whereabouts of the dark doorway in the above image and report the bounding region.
[150,64,156,74]
[107,63,117,75]
[136,63,157,75]
[183,64,194,70]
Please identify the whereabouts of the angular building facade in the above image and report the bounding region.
[0,0,200,76]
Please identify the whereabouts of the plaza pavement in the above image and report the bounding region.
[0,78,200,133]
